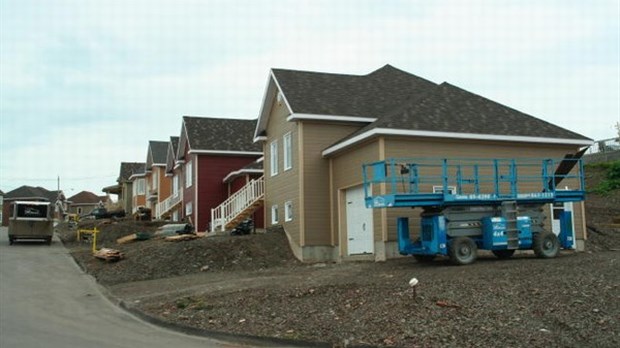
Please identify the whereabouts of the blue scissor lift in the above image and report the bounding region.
[362,157,586,265]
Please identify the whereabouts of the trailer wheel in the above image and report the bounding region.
[9,237,14,245]
[413,254,436,263]
[46,237,52,245]
[492,249,516,259]
[533,232,559,258]
[449,237,477,265]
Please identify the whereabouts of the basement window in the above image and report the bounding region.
[271,205,279,225]
[285,201,293,222]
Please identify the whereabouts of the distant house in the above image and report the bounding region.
[254,65,593,262]
[0,190,4,223]
[144,140,172,217]
[1,186,60,226]
[115,162,146,214]
[67,191,107,216]
[128,163,147,214]
[158,136,183,221]
[173,116,263,232]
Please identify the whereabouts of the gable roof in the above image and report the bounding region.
[126,163,146,181]
[146,140,169,168]
[68,191,102,205]
[118,162,146,183]
[180,116,262,155]
[255,65,437,139]
[4,186,58,201]
[165,136,180,174]
[275,64,436,117]
[323,82,592,156]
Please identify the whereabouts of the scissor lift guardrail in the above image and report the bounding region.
[363,157,586,209]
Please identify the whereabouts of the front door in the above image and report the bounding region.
[346,185,374,255]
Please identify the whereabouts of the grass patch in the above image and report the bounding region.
[586,161,620,195]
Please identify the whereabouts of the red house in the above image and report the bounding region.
[174,116,264,232]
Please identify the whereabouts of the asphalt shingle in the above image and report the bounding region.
[184,116,261,152]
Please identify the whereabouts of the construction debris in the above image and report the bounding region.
[116,232,151,244]
[155,223,194,237]
[94,248,124,262]
[117,234,138,244]
[164,234,199,242]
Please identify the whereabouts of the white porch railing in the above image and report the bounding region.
[211,176,264,232]
[155,191,183,220]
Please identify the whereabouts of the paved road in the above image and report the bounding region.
[0,227,248,348]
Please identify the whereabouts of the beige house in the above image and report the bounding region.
[254,65,592,262]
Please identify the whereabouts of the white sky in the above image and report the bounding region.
[1,0,619,196]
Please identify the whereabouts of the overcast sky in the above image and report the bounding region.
[1,0,619,197]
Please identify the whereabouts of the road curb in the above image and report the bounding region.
[59,235,376,348]
[117,300,332,348]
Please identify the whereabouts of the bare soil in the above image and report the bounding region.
[57,165,620,348]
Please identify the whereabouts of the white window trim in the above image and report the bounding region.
[284,201,293,222]
[185,161,193,188]
[271,205,278,225]
[270,140,278,176]
[185,201,193,215]
[283,132,292,171]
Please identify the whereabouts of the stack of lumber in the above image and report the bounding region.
[164,234,199,242]
[94,248,124,262]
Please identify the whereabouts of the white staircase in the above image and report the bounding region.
[155,191,183,219]
[211,176,264,232]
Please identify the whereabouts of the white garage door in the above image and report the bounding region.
[346,185,374,255]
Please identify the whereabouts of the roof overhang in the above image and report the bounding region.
[254,70,294,142]
[188,150,263,156]
[222,169,264,183]
[128,173,146,181]
[286,113,376,123]
[322,128,595,157]
[102,184,122,194]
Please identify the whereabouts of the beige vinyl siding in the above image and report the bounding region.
[384,137,585,240]
[331,140,382,255]
[264,98,301,245]
[301,122,362,246]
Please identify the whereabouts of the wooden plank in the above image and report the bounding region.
[164,234,199,242]
[116,234,138,244]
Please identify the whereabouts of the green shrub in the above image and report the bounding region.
[590,161,620,195]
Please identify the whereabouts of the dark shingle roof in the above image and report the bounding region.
[327,82,591,152]
[184,117,261,152]
[272,64,437,118]
[68,191,101,204]
[118,162,146,182]
[149,141,169,165]
[4,186,57,201]
[170,136,179,155]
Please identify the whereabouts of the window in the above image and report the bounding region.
[270,140,278,176]
[134,178,146,195]
[77,207,82,215]
[283,133,292,170]
[432,185,456,194]
[152,170,158,189]
[172,174,179,197]
[285,201,293,222]
[185,161,193,188]
[271,205,278,225]
[185,201,193,216]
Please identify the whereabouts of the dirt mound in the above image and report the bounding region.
[58,221,299,285]
[584,163,620,251]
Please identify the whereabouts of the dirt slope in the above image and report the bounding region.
[57,163,620,347]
